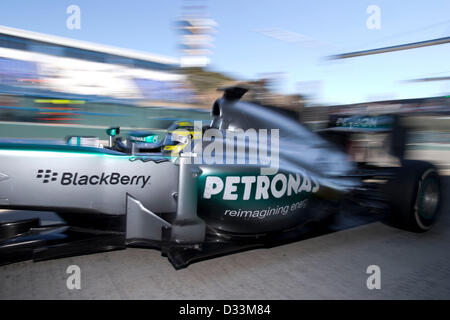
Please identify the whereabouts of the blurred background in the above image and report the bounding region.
[0,0,449,168]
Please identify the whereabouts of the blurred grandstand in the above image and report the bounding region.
[0,25,216,139]
[0,25,321,119]
[0,25,197,106]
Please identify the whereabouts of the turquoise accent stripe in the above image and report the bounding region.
[0,142,174,162]
[0,142,125,155]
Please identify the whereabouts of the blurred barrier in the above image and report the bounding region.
[0,92,211,140]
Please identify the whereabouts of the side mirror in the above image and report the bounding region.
[106,127,120,137]
[106,127,120,147]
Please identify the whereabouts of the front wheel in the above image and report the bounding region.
[385,160,441,232]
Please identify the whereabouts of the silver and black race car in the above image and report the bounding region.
[0,86,442,269]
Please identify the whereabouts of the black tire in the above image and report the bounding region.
[385,160,441,232]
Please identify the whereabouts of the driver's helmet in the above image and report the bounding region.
[162,121,201,156]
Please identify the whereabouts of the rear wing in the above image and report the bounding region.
[320,114,407,161]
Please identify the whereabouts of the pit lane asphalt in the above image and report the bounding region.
[0,177,449,300]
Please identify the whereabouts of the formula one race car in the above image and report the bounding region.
[0,86,442,269]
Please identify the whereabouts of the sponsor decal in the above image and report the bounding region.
[202,172,319,201]
[130,135,160,143]
[36,169,151,188]
[198,171,319,222]
[36,169,58,183]
[335,115,392,129]
[223,199,309,220]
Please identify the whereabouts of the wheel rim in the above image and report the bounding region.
[418,177,439,220]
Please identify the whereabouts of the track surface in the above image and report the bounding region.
[0,177,449,300]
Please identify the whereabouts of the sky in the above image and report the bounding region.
[0,0,449,105]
